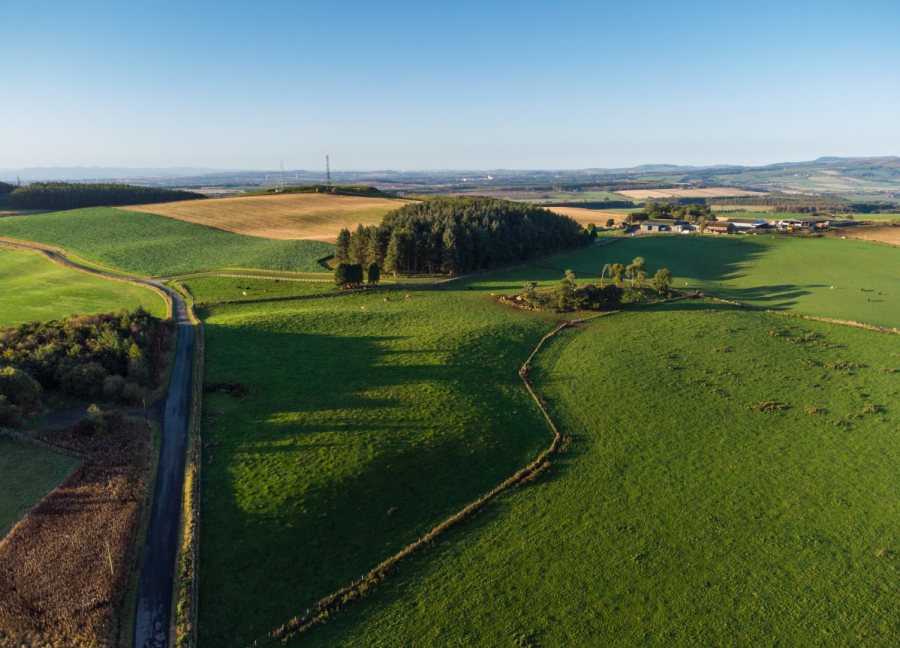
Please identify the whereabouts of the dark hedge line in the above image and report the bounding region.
[9,182,205,210]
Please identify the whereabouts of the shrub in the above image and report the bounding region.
[103,374,126,401]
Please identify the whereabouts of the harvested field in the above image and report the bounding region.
[125,192,413,241]
[0,418,154,646]
[709,204,775,212]
[832,224,900,246]
[618,187,767,200]
[545,206,630,225]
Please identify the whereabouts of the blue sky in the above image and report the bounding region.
[2,0,899,169]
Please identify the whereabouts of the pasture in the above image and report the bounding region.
[472,235,900,329]
[618,187,767,200]
[179,275,335,306]
[0,437,76,538]
[0,208,333,276]
[196,285,560,645]
[305,302,900,646]
[0,247,167,325]
[126,192,412,241]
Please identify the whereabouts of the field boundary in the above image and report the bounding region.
[258,310,613,646]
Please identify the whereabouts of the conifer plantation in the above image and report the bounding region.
[335,197,588,275]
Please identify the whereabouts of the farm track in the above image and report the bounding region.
[0,237,197,648]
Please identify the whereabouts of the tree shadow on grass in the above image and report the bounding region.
[197,321,559,646]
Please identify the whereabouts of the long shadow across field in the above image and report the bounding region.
[199,322,552,646]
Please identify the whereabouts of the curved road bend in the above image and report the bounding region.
[0,240,194,648]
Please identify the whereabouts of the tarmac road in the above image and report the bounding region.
[0,239,195,648]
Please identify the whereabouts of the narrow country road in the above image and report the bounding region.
[0,239,195,648]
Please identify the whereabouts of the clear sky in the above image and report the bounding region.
[2,0,899,170]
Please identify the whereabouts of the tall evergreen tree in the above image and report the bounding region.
[335,228,351,263]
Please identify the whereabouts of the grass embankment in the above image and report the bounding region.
[0,437,77,538]
[126,192,412,241]
[472,235,899,328]
[196,284,560,645]
[306,301,900,646]
[0,247,167,325]
[0,208,333,276]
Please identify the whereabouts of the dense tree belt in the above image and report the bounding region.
[0,308,172,425]
[336,197,588,275]
[9,182,205,210]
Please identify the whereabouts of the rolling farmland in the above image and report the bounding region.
[126,192,412,241]
[473,235,899,329]
[196,285,559,645]
[0,246,167,325]
[0,208,334,276]
[618,187,768,200]
[307,302,899,646]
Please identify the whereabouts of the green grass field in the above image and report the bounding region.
[0,247,167,326]
[0,437,77,538]
[0,208,333,277]
[180,275,335,306]
[192,232,898,646]
[305,302,900,646]
[472,235,899,328]
[197,285,559,645]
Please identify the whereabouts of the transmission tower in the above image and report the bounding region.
[325,154,332,187]
[279,160,285,192]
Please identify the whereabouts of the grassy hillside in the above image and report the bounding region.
[0,208,333,276]
[197,287,559,645]
[473,235,899,328]
[0,247,167,325]
[0,438,77,538]
[306,302,900,646]
[126,192,412,241]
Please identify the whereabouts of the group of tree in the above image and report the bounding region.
[516,258,674,312]
[334,261,379,287]
[0,308,170,426]
[7,182,205,210]
[626,201,715,224]
[262,184,392,198]
[335,197,589,276]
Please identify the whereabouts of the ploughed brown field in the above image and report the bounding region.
[0,419,153,646]
[125,192,414,241]
[618,187,767,199]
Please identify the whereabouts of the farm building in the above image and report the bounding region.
[777,216,832,230]
[641,221,671,232]
[705,222,734,235]
[672,220,695,233]
[724,217,770,231]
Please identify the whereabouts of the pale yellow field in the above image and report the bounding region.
[618,187,767,200]
[546,206,629,225]
[833,225,900,246]
[125,192,413,241]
